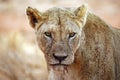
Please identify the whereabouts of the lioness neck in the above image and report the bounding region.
[48,65,82,80]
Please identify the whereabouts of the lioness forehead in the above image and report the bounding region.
[42,7,75,24]
[38,7,80,33]
[43,7,76,18]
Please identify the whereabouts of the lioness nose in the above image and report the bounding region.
[53,53,67,62]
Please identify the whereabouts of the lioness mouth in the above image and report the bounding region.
[50,63,68,66]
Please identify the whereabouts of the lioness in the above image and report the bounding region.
[26,4,120,80]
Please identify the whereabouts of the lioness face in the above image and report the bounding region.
[26,5,88,66]
[36,17,82,65]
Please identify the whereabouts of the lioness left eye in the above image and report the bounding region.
[69,32,76,38]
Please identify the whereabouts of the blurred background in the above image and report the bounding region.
[0,0,119,80]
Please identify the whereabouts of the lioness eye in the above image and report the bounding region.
[44,32,52,38]
[69,32,76,38]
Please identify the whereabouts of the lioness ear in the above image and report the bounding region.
[26,7,42,28]
[75,4,88,26]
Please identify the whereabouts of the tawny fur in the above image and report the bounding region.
[26,5,120,80]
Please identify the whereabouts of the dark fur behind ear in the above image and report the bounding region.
[74,4,88,26]
[26,7,42,28]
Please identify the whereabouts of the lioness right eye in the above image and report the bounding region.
[44,32,52,38]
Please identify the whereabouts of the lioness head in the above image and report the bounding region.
[26,4,88,66]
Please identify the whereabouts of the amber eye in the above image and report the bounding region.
[44,32,52,38]
[69,32,76,38]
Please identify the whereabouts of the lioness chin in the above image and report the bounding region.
[26,4,120,80]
